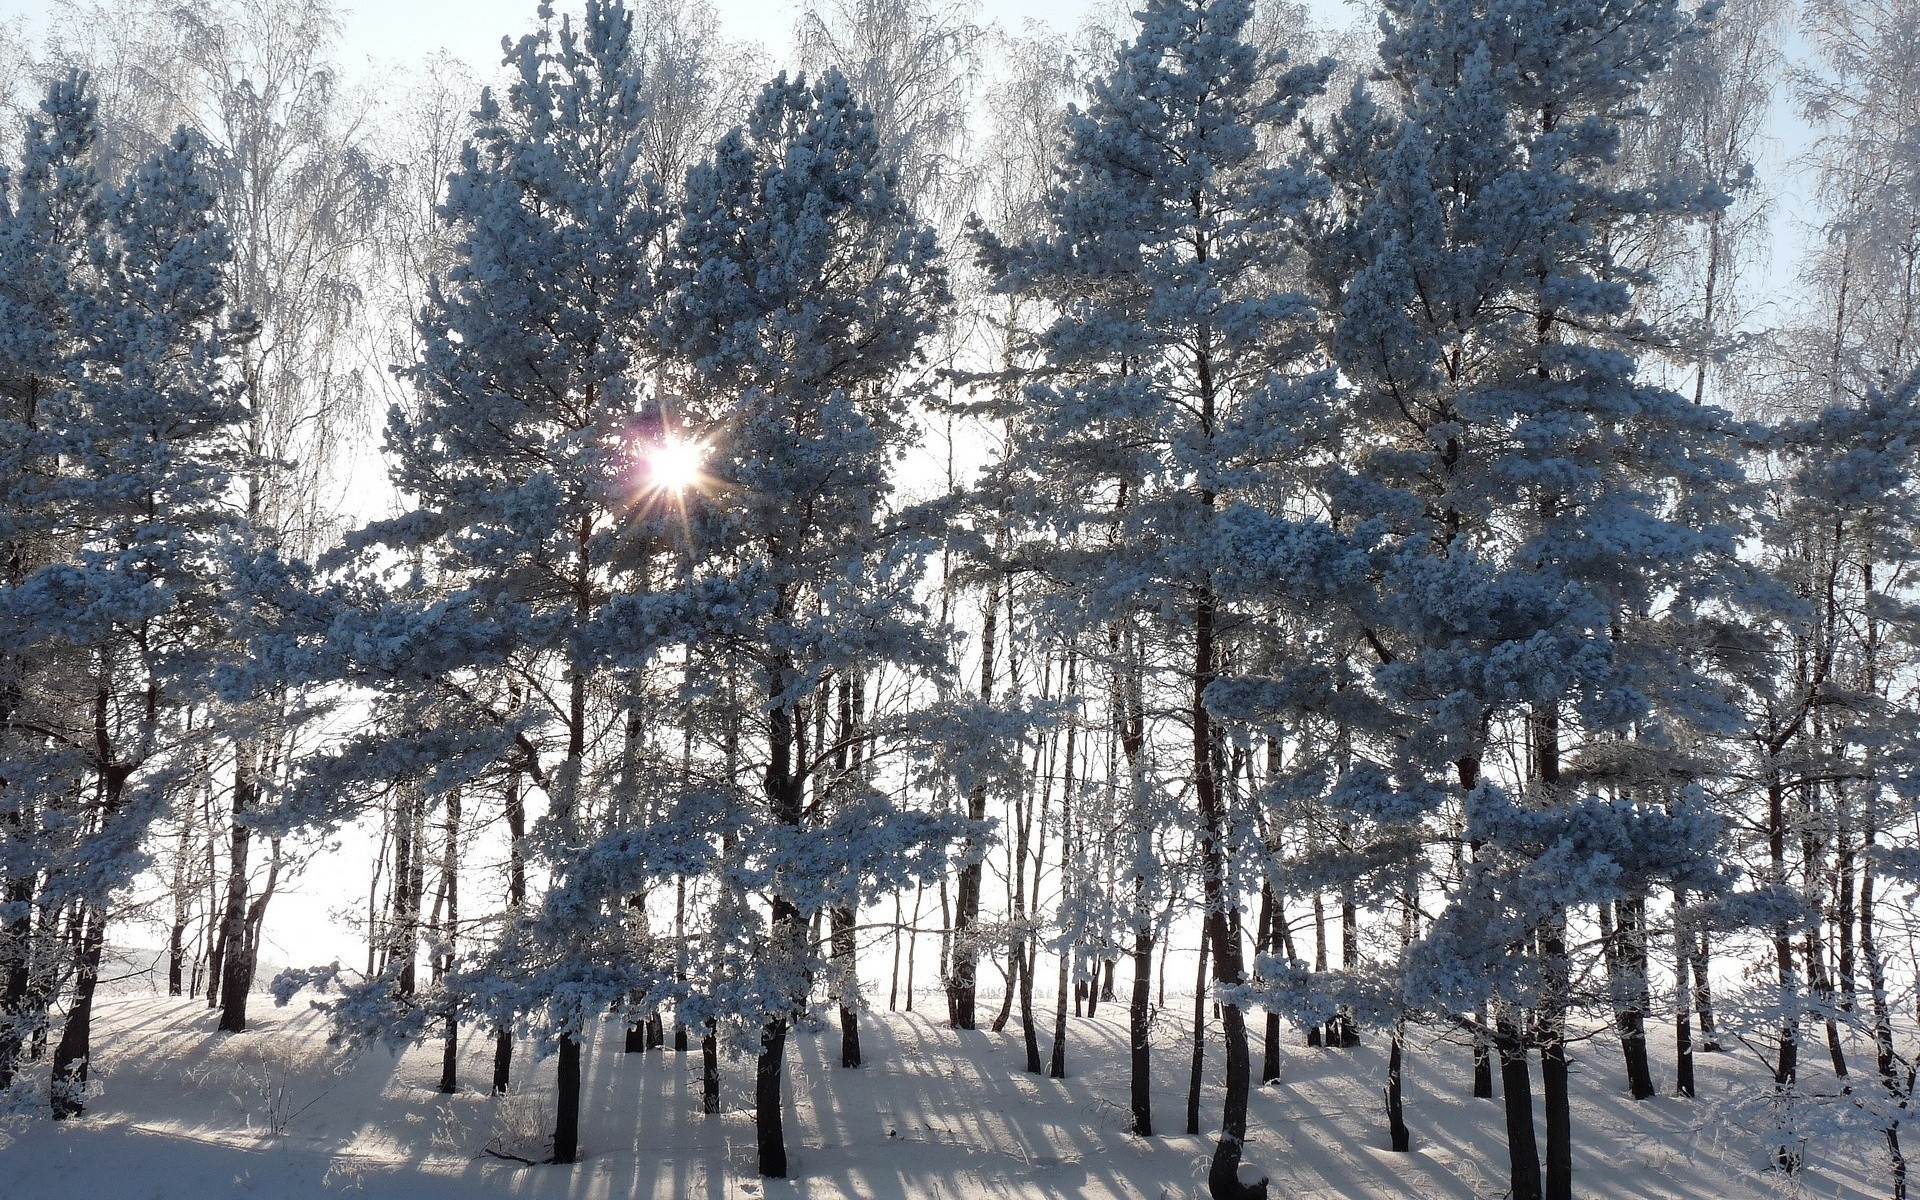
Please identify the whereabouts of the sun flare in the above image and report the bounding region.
[643,435,704,494]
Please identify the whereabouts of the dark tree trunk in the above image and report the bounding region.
[552,1032,581,1163]
[1473,1006,1495,1099]
[437,786,460,1094]
[1049,652,1079,1080]
[216,751,257,1033]
[1307,890,1324,1048]
[50,905,104,1119]
[1541,1021,1572,1200]
[1333,895,1359,1047]
[1258,883,1281,1085]
[493,1029,513,1095]
[756,1016,789,1177]
[0,873,34,1088]
[1532,709,1572,1200]
[834,905,862,1068]
[949,572,1000,1030]
[1195,588,1265,1200]
[702,1020,721,1114]
[1674,888,1694,1098]
[1187,931,1208,1137]
[1130,923,1153,1134]
[1863,813,1909,1200]
[1385,1020,1409,1152]
[1601,897,1655,1100]
[1019,943,1041,1074]
[1497,1019,1543,1200]
[493,760,526,1094]
[1769,773,1800,1171]
[1691,925,1720,1051]
[756,672,804,1178]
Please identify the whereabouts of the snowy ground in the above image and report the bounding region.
[0,991,1888,1199]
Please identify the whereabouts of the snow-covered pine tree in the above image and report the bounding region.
[303,0,675,1164]
[1295,2,1752,1197]
[0,72,101,1097]
[658,66,964,1179]
[976,1,1332,1192]
[0,72,247,1117]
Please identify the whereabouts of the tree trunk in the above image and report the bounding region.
[1308,890,1325,1048]
[1258,883,1280,1085]
[1195,587,1265,1200]
[50,905,104,1119]
[1019,942,1041,1074]
[1862,810,1909,1200]
[756,1016,790,1177]
[437,786,460,1094]
[1473,1005,1495,1099]
[552,1032,581,1163]
[1130,922,1153,1134]
[1497,1017,1543,1200]
[1385,1019,1409,1152]
[1674,887,1694,1098]
[702,1019,721,1114]
[216,749,257,1033]
[0,873,35,1088]
[1601,896,1655,1100]
[493,758,526,1094]
[1049,649,1079,1080]
[1187,930,1209,1137]
[833,904,861,1068]
[1769,772,1801,1170]
[949,572,1000,1030]
[757,672,805,1178]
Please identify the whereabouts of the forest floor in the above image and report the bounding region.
[0,989,1889,1199]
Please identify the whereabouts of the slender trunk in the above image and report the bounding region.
[757,659,804,1178]
[1863,807,1909,1199]
[438,787,460,1094]
[167,794,196,997]
[1498,1017,1544,1200]
[889,894,903,1013]
[217,749,257,1032]
[493,758,526,1094]
[1473,1006,1495,1099]
[1018,943,1041,1073]
[1049,649,1079,1080]
[949,571,1000,1030]
[1187,930,1209,1137]
[550,654,588,1164]
[702,1019,721,1114]
[1334,895,1359,1047]
[1541,926,1573,1200]
[1258,883,1281,1085]
[833,905,861,1068]
[1385,1019,1409,1151]
[1130,922,1153,1133]
[1769,771,1801,1170]
[1674,887,1695,1099]
[1602,896,1655,1099]
[1308,890,1325,1048]
[1692,926,1721,1051]
[1196,587,1263,1200]
[905,885,921,1014]
[1532,706,1572,1200]
[50,905,105,1119]
[0,872,35,1087]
